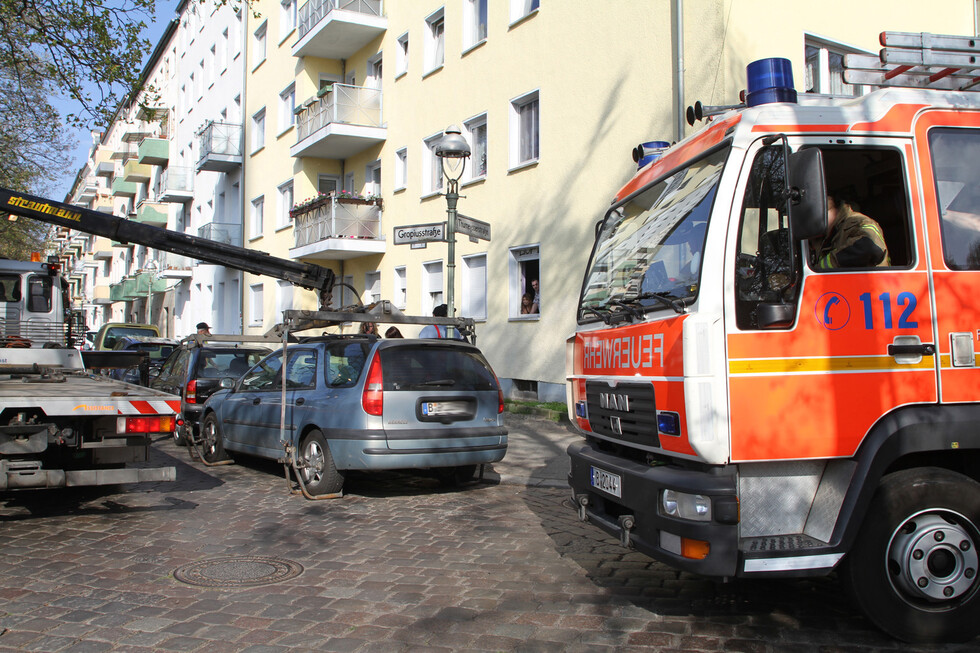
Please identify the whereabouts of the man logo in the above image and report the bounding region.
[599,393,630,412]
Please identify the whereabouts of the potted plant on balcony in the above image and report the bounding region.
[290,190,382,218]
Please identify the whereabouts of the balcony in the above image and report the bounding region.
[75,178,97,203]
[135,201,168,227]
[111,146,136,161]
[291,84,385,160]
[294,0,386,60]
[93,284,113,305]
[288,194,384,261]
[160,253,194,279]
[197,121,242,172]
[159,166,194,203]
[122,121,153,143]
[123,158,152,183]
[111,177,139,198]
[197,221,243,247]
[95,160,115,178]
[94,197,114,213]
[138,137,169,166]
[93,241,114,260]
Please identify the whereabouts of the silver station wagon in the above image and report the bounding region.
[199,335,507,495]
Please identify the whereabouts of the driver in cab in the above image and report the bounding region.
[812,192,890,269]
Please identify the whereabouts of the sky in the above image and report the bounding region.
[51,1,181,201]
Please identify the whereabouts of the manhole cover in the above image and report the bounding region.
[173,556,303,588]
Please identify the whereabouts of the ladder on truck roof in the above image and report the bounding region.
[844,31,980,92]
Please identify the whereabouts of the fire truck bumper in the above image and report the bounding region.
[568,440,739,578]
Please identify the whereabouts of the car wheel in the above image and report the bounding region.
[199,413,228,463]
[173,423,187,447]
[841,467,980,643]
[299,429,344,496]
[435,464,478,487]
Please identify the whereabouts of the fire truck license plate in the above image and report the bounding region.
[422,401,468,416]
[591,466,621,498]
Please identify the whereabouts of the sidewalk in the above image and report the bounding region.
[483,411,581,488]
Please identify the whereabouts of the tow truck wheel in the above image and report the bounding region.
[299,430,344,496]
[842,467,980,643]
[435,464,478,487]
[200,413,228,463]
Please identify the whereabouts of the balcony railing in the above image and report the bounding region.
[296,84,382,141]
[159,166,194,202]
[197,121,243,172]
[292,195,382,247]
[198,222,243,247]
[298,0,382,38]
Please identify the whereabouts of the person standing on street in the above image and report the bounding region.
[196,322,211,336]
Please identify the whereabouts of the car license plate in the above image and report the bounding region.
[591,466,621,498]
[422,401,468,416]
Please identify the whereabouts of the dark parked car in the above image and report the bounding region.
[151,340,271,445]
[108,336,179,385]
[199,335,507,495]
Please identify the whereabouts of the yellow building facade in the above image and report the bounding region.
[241,0,974,401]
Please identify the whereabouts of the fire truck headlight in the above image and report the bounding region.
[662,489,712,522]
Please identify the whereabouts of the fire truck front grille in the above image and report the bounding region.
[585,381,660,447]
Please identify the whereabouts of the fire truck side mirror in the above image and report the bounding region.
[787,147,827,241]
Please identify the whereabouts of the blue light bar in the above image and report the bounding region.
[632,141,670,169]
[745,58,797,107]
[658,411,680,436]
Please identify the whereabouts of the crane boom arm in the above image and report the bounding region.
[0,187,335,304]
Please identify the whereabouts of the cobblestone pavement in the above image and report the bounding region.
[1,415,977,652]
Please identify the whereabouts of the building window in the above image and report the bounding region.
[276,280,294,315]
[280,0,297,39]
[279,84,295,132]
[465,114,488,180]
[277,181,293,230]
[510,0,540,23]
[462,253,487,320]
[425,8,445,73]
[804,36,869,97]
[318,174,339,195]
[338,274,355,308]
[365,161,381,196]
[463,0,488,50]
[368,53,383,89]
[510,91,539,167]
[219,28,229,72]
[251,108,266,152]
[395,148,408,191]
[249,283,264,326]
[253,20,267,67]
[394,266,407,309]
[365,271,381,304]
[250,196,264,238]
[396,32,409,77]
[424,133,444,194]
[422,260,444,313]
[509,244,540,317]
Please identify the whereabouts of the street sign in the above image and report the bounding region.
[455,214,491,241]
[393,222,446,245]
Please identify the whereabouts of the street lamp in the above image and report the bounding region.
[434,125,471,334]
[142,259,158,324]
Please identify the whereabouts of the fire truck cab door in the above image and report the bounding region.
[725,136,937,462]
[916,113,980,403]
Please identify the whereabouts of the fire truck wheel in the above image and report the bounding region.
[299,430,344,496]
[200,413,228,463]
[842,467,980,643]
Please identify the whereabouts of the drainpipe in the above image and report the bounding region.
[673,0,685,142]
[239,7,248,335]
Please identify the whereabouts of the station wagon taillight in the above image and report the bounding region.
[362,354,383,416]
[185,379,197,404]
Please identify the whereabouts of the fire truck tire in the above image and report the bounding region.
[200,413,228,463]
[842,467,980,643]
[299,430,344,496]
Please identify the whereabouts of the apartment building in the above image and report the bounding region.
[62,0,974,399]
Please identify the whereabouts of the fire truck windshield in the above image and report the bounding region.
[579,145,729,323]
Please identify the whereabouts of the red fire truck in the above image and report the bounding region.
[566,32,980,642]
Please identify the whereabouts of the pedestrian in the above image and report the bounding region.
[359,321,378,335]
[196,322,211,336]
[385,326,404,338]
[419,304,465,340]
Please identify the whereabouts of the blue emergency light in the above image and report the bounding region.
[745,57,797,107]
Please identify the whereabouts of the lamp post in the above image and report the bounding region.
[142,259,158,324]
[434,125,471,335]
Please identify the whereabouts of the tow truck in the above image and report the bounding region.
[566,32,980,643]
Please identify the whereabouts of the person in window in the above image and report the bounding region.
[530,278,540,312]
[813,193,890,269]
[419,304,465,339]
[520,292,536,314]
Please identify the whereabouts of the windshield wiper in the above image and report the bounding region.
[421,379,456,386]
[607,298,645,322]
[580,305,615,325]
[622,291,689,315]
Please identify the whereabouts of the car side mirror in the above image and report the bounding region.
[219,378,234,389]
[787,147,827,241]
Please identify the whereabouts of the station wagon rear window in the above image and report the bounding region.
[379,345,497,392]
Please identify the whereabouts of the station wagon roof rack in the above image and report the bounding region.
[845,31,980,91]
